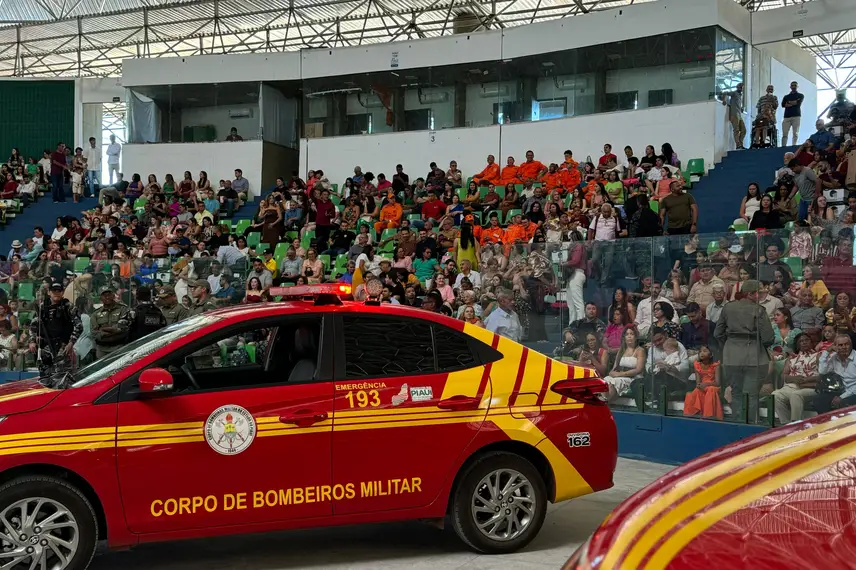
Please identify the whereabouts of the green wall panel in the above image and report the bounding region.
[0,80,75,160]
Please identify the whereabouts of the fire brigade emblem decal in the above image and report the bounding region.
[205,405,256,455]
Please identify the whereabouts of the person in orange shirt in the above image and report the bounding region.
[473,154,501,186]
[560,149,581,190]
[498,156,522,186]
[541,163,564,192]
[518,150,547,184]
[502,213,538,255]
[480,213,505,246]
[374,192,402,234]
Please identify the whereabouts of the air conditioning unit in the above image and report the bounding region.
[680,67,712,80]
[420,91,450,104]
[362,94,385,108]
[555,76,589,91]
[228,108,253,118]
[480,84,509,98]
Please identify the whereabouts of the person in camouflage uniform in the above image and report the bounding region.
[91,288,132,359]
[156,284,190,324]
[29,282,83,376]
[189,280,218,315]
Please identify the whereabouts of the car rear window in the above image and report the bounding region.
[342,316,434,379]
[340,315,493,379]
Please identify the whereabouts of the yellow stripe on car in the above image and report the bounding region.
[0,426,115,443]
[644,440,856,570]
[620,419,856,569]
[600,414,856,570]
[0,441,114,457]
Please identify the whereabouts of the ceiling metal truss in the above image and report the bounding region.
[0,0,848,81]
[795,31,856,93]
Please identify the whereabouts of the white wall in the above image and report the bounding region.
[770,58,817,144]
[180,104,260,141]
[122,53,301,87]
[124,140,263,199]
[79,77,124,103]
[301,101,718,189]
[752,0,856,46]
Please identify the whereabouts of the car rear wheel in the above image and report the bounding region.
[0,475,98,570]
[450,452,547,554]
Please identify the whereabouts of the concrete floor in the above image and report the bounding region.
[90,458,671,570]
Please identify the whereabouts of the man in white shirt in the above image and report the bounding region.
[106,134,121,184]
[83,136,102,199]
[774,152,795,183]
[816,335,856,413]
[454,259,481,290]
[634,281,678,338]
[484,289,522,342]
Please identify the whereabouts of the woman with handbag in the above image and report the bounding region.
[772,333,819,424]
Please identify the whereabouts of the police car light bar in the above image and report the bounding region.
[270,284,353,299]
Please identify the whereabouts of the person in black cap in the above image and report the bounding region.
[128,287,167,341]
[29,282,83,376]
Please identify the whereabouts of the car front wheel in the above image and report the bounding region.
[450,451,547,554]
[0,475,98,570]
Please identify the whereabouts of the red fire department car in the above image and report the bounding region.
[564,408,856,570]
[0,285,616,570]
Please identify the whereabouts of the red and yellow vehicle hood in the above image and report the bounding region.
[566,408,856,570]
[0,379,60,416]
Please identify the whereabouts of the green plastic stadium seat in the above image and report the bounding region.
[686,158,705,177]
[782,257,803,278]
[246,232,261,249]
[74,256,90,272]
[235,220,252,235]
[16,282,34,302]
[504,209,523,224]
[649,200,659,214]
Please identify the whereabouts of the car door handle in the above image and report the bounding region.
[438,396,480,411]
[279,410,329,426]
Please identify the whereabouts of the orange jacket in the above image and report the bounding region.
[480,226,505,245]
[473,163,500,185]
[518,160,547,182]
[379,202,402,223]
[498,166,521,185]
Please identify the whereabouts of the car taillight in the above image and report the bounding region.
[551,378,608,405]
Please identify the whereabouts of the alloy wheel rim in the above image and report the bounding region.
[470,468,535,542]
[0,497,79,570]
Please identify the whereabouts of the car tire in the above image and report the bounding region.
[0,475,98,570]
[450,451,547,554]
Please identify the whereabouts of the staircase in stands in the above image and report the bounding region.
[693,145,798,234]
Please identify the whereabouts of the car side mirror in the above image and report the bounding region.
[139,368,174,393]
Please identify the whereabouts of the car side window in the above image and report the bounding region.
[342,315,434,379]
[156,316,324,393]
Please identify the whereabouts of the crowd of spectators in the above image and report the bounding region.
[3,91,856,427]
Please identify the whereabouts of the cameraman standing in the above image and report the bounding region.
[29,282,83,376]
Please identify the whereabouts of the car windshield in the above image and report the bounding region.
[71,315,221,388]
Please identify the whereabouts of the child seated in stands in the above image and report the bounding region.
[816,324,836,352]
[683,346,723,420]
[653,338,682,374]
